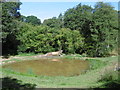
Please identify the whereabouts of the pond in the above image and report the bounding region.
[2,59,89,76]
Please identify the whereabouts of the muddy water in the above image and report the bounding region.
[2,59,89,76]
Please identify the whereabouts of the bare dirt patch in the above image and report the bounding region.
[0,54,62,65]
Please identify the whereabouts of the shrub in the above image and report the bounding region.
[98,69,120,88]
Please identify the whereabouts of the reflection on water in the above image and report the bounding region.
[2,59,89,76]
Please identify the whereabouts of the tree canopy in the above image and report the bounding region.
[20,15,41,25]
[17,22,84,54]
[2,1,118,57]
[1,0,21,55]
[43,14,64,28]
[63,2,118,57]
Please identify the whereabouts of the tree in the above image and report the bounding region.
[91,2,118,56]
[64,3,93,31]
[63,2,118,57]
[24,15,41,25]
[63,3,95,56]
[43,17,59,28]
[1,0,21,55]
[58,13,64,28]
[43,14,64,29]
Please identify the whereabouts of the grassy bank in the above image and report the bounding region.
[1,54,119,88]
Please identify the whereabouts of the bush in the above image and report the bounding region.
[98,70,120,88]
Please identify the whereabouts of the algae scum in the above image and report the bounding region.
[2,59,89,76]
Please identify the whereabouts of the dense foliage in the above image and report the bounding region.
[17,23,84,54]
[2,1,118,57]
[43,13,64,29]
[1,0,21,55]
[20,15,41,25]
[64,2,118,57]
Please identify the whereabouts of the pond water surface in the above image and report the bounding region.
[2,59,89,76]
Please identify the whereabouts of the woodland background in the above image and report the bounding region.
[1,0,119,57]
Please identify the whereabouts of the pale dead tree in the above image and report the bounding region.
[45,50,63,56]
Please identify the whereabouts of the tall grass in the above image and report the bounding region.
[86,59,107,70]
[97,70,120,88]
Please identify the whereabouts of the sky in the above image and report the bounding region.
[20,1,119,22]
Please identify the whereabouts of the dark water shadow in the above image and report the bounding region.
[0,77,36,90]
